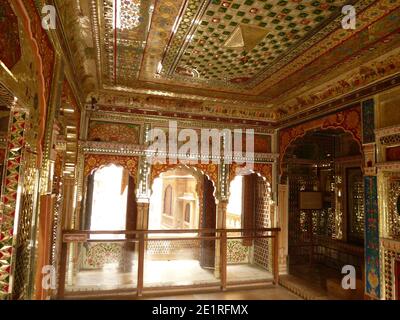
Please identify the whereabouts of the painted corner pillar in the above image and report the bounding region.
[0,105,29,299]
[62,177,77,230]
[214,162,228,280]
[362,98,381,299]
[136,199,150,231]
[277,184,288,274]
[214,198,228,280]
[137,130,151,231]
[364,175,380,299]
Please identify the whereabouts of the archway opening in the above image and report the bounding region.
[65,163,139,292]
[146,167,219,287]
[225,173,274,283]
[282,128,365,298]
[149,168,200,235]
[226,175,243,229]
[88,165,129,238]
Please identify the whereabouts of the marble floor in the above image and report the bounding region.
[66,260,272,293]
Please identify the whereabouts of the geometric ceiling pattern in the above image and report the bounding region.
[54,0,400,122]
[101,0,152,86]
[160,0,349,89]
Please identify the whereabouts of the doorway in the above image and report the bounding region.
[282,128,365,298]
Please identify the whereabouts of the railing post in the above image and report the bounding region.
[57,240,67,299]
[273,231,279,285]
[220,230,227,291]
[137,233,145,297]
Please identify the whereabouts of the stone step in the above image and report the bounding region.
[326,278,364,300]
[279,275,333,300]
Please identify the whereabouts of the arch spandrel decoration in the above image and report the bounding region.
[150,162,218,187]
[84,154,139,178]
[229,162,273,184]
[279,106,362,173]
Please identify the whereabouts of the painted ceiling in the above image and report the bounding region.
[55,0,400,122]
[159,0,348,88]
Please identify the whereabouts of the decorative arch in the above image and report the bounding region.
[279,106,362,174]
[149,163,218,203]
[84,154,139,178]
[228,162,273,185]
[150,161,218,187]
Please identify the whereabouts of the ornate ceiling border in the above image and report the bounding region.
[270,40,400,115]
[93,90,274,121]
[277,72,400,129]
[263,5,400,102]
[256,0,396,95]
[80,140,278,164]
[88,108,275,133]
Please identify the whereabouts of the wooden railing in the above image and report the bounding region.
[289,236,364,272]
[57,227,280,299]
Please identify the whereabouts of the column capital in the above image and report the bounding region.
[136,198,150,205]
[216,198,229,206]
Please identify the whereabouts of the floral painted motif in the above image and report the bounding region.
[362,99,375,144]
[364,176,381,299]
[88,121,140,144]
[24,0,55,102]
[227,240,249,264]
[80,243,123,269]
[229,162,272,184]
[0,0,21,69]
[84,154,139,178]
[150,162,218,186]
